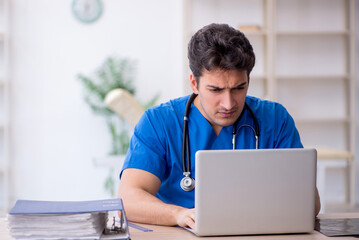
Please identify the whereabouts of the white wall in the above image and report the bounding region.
[9,0,185,202]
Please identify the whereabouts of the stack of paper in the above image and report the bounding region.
[7,212,107,239]
[7,199,130,240]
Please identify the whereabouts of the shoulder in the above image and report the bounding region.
[245,95,288,116]
[131,95,191,154]
[245,95,294,130]
[147,95,189,115]
[144,95,190,121]
[135,95,190,132]
[245,96,302,148]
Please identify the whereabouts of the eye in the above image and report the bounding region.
[233,85,247,91]
[234,87,245,91]
[209,88,222,92]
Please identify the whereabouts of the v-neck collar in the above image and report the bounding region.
[189,103,233,137]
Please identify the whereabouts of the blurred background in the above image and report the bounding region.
[0,0,358,215]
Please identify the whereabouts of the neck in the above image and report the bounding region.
[193,96,222,136]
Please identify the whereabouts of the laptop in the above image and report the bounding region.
[193,148,317,236]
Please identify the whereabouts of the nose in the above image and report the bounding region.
[220,91,235,110]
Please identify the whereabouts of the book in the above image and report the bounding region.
[7,198,130,240]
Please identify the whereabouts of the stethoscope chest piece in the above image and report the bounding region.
[180,173,195,192]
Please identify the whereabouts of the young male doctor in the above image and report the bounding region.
[118,23,321,229]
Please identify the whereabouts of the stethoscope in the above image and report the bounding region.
[180,93,260,192]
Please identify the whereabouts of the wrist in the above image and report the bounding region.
[170,205,187,225]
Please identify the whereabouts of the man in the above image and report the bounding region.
[118,23,321,229]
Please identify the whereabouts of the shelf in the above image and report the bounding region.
[316,148,353,160]
[185,0,356,211]
[295,117,350,124]
[242,30,267,37]
[276,30,350,36]
[276,75,349,81]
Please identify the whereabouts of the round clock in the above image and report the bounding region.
[72,0,103,23]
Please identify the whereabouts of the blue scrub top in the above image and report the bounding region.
[121,95,303,208]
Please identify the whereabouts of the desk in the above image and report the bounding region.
[1,213,359,239]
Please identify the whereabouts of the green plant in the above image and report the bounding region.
[78,56,159,197]
[78,57,135,155]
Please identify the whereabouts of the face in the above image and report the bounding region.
[190,69,249,133]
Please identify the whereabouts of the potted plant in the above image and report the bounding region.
[78,56,158,197]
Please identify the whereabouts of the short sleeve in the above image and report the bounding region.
[120,110,167,182]
[274,104,303,148]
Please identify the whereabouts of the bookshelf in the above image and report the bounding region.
[182,0,356,211]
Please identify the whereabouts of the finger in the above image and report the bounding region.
[185,217,195,229]
[190,211,195,220]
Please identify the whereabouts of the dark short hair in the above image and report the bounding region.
[188,23,255,80]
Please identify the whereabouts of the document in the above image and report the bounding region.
[7,198,130,240]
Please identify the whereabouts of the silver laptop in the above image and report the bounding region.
[193,148,317,236]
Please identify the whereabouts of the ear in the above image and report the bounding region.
[190,74,199,94]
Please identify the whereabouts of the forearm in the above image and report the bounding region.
[119,169,195,228]
[119,187,185,226]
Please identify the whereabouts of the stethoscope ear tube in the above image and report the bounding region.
[181,94,197,192]
[181,116,188,173]
[182,94,197,173]
[244,102,260,138]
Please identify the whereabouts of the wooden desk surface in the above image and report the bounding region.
[1,213,359,240]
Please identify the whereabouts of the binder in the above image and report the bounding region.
[315,218,359,237]
[8,198,130,240]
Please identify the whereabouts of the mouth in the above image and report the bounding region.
[218,111,236,118]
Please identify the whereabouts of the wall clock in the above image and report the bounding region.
[72,0,103,23]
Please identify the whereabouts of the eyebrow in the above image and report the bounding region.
[207,82,248,90]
